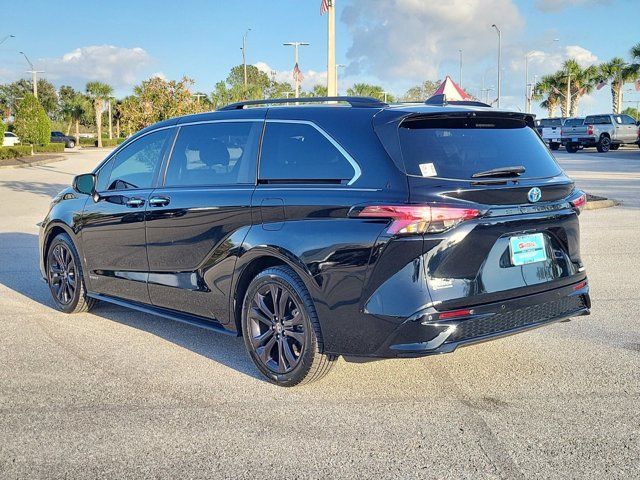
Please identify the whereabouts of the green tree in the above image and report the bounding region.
[0,119,5,140]
[0,79,59,119]
[301,84,327,97]
[622,106,639,121]
[402,80,441,102]
[227,64,271,91]
[86,81,113,147]
[118,76,202,135]
[598,57,638,114]
[347,83,394,102]
[13,93,51,145]
[534,73,563,117]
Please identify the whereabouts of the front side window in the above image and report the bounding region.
[259,122,355,183]
[101,129,171,191]
[164,121,260,186]
[622,115,637,125]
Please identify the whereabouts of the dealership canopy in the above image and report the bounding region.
[429,76,473,102]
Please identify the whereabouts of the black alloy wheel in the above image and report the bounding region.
[242,266,335,386]
[597,136,611,153]
[46,233,96,313]
[48,242,77,306]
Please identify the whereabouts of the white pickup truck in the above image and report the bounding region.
[561,113,639,153]
[535,117,565,150]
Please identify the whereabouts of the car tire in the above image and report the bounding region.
[67,140,75,149]
[565,143,579,153]
[46,232,96,314]
[241,266,336,387]
[609,144,619,150]
[596,136,611,153]
[549,142,560,151]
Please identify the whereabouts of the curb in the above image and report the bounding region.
[0,155,68,169]
[585,199,621,210]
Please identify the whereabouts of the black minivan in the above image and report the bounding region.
[39,96,591,386]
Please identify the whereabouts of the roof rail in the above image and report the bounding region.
[218,96,387,111]
[425,94,491,108]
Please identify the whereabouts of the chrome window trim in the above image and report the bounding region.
[263,119,362,185]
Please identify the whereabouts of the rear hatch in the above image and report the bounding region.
[561,118,587,139]
[373,108,585,309]
[537,118,563,141]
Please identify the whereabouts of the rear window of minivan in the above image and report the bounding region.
[398,115,562,180]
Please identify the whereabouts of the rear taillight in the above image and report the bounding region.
[587,124,594,135]
[570,192,587,212]
[356,205,481,235]
[438,308,473,320]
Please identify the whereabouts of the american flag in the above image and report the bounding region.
[320,0,330,15]
[635,79,640,92]
[596,79,606,90]
[293,63,304,83]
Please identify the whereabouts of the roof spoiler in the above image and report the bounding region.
[425,94,492,108]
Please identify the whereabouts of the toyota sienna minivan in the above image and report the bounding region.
[39,96,591,386]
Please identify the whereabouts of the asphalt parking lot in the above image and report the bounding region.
[0,147,639,479]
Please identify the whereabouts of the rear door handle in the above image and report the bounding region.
[125,197,145,208]
[149,196,170,207]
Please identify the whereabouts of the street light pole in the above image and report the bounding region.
[335,64,345,95]
[491,24,501,108]
[459,49,463,87]
[283,42,309,98]
[566,70,571,117]
[326,0,336,96]
[242,28,251,91]
[19,51,44,98]
[0,34,15,46]
[525,51,535,113]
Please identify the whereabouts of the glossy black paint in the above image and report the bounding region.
[39,102,591,359]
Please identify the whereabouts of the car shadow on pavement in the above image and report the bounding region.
[0,232,261,380]
[0,180,70,198]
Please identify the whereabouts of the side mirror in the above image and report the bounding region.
[72,173,99,201]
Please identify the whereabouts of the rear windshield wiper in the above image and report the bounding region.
[471,165,525,178]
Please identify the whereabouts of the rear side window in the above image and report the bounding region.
[164,121,261,186]
[398,116,562,180]
[585,115,611,125]
[259,122,356,183]
[538,118,563,127]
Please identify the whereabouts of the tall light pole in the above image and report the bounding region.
[335,64,345,95]
[491,24,501,108]
[283,41,309,98]
[459,49,463,87]
[326,0,336,96]
[525,51,536,113]
[565,68,571,117]
[0,34,15,46]
[241,28,251,91]
[19,51,44,98]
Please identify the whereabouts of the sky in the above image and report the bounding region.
[1,0,639,117]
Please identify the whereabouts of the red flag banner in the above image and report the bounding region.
[320,0,330,15]
[596,80,606,90]
[293,63,304,83]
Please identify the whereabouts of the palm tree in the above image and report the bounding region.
[534,74,562,117]
[631,42,640,64]
[561,60,598,117]
[85,81,113,147]
[598,57,638,114]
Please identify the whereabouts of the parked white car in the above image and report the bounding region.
[3,132,20,147]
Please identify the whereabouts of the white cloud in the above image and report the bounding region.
[39,45,153,88]
[342,0,525,88]
[254,61,327,90]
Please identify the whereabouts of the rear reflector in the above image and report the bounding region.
[357,205,481,234]
[438,308,473,320]
[573,280,588,291]
[570,192,587,211]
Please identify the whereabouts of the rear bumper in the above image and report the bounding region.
[371,278,590,358]
[562,137,595,147]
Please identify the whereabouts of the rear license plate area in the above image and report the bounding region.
[510,233,547,266]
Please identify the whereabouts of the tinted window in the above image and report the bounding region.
[622,115,637,125]
[538,118,563,127]
[563,118,584,127]
[585,115,611,125]
[259,122,355,182]
[165,121,260,186]
[398,116,562,180]
[102,129,171,191]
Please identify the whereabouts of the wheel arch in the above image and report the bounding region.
[231,247,319,337]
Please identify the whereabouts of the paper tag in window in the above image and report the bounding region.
[419,162,437,177]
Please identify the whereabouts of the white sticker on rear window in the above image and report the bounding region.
[419,162,437,177]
